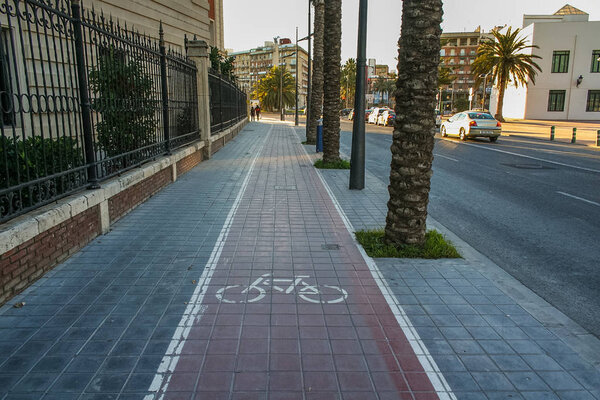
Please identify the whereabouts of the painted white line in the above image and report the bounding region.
[294,128,457,399]
[144,125,272,400]
[434,153,459,162]
[557,191,600,207]
[443,138,600,173]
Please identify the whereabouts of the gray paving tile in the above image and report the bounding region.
[471,372,515,391]
[538,371,585,391]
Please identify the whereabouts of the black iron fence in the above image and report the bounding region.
[0,0,199,223]
[208,68,247,135]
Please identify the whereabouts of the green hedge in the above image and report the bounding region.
[0,136,84,190]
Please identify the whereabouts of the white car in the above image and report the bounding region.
[377,110,395,126]
[435,109,442,127]
[440,111,501,142]
[368,107,390,124]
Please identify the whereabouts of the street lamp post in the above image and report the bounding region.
[349,0,367,190]
[480,73,491,111]
[295,27,299,126]
[295,32,313,126]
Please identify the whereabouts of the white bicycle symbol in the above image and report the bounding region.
[215,274,348,304]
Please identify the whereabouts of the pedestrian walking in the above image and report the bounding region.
[255,105,261,121]
[250,106,255,121]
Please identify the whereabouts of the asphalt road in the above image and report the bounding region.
[338,120,600,337]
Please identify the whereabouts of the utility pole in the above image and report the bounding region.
[349,0,367,190]
[295,27,299,126]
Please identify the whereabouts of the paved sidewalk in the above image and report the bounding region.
[305,130,600,400]
[1,120,598,400]
[0,122,451,399]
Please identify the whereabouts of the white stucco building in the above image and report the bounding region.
[490,5,600,121]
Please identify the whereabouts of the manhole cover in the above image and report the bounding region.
[502,163,554,170]
[274,185,297,191]
[322,244,340,250]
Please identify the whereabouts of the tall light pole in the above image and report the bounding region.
[295,27,299,126]
[480,73,490,111]
[306,0,312,136]
[295,31,313,126]
[349,0,367,190]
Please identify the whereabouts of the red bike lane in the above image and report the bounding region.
[147,124,453,399]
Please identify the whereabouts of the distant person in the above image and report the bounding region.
[250,106,255,121]
[255,105,261,120]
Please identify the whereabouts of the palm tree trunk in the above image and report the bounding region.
[495,76,507,122]
[307,0,324,145]
[322,0,341,163]
[384,0,443,246]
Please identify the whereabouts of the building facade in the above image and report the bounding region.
[490,5,600,120]
[87,0,225,51]
[230,40,310,107]
[440,29,494,112]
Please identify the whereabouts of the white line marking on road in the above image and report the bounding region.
[144,125,272,400]
[441,138,600,173]
[294,128,457,399]
[557,191,600,207]
[434,153,459,162]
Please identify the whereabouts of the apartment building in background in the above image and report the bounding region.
[439,29,494,111]
[230,40,310,107]
[491,4,600,120]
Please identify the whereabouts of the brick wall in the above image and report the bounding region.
[211,138,224,154]
[0,206,100,304]
[109,167,172,223]
[176,150,203,177]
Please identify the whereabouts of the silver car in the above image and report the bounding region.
[440,111,501,142]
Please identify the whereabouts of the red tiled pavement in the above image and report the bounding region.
[149,124,451,399]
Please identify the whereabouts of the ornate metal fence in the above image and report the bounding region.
[0,0,199,223]
[208,68,247,135]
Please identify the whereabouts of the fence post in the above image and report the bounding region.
[71,0,99,189]
[219,75,224,132]
[159,23,170,154]
[550,126,555,141]
[571,127,577,144]
[186,40,212,158]
[597,130,600,147]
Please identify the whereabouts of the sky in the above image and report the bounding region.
[223,0,600,69]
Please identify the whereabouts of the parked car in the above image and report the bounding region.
[440,111,501,142]
[365,107,374,122]
[435,109,441,127]
[368,107,390,124]
[377,110,395,126]
[340,108,353,117]
[348,109,354,120]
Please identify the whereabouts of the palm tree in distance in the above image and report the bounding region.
[322,0,341,163]
[306,0,324,145]
[252,66,295,111]
[471,27,542,122]
[384,0,443,246]
[373,77,396,106]
[341,58,356,108]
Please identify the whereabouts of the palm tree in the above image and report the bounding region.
[384,0,443,246]
[306,0,324,145]
[252,66,295,111]
[471,27,541,122]
[341,58,356,108]
[322,0,341,163]
[373,78,395,106]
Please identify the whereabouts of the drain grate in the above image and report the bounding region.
[274,185,297,191]
[502,163,554,170]
[322,244,340,250]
